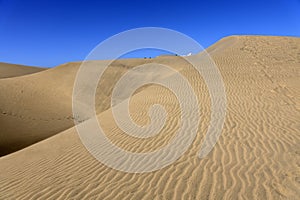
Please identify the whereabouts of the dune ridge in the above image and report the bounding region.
[0,36,299,199]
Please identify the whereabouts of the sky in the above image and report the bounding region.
[0,0,299,67]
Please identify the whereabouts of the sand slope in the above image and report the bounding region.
[0,36,299,199]
[0,57,193,156]
[0,62,45,78]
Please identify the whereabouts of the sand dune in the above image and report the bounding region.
[0,36,299,199]
[0,57,192,156]
[0,62,45,78]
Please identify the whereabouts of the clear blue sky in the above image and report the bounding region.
[0,0,299,67]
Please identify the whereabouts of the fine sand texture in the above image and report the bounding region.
[0,36,299,199]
